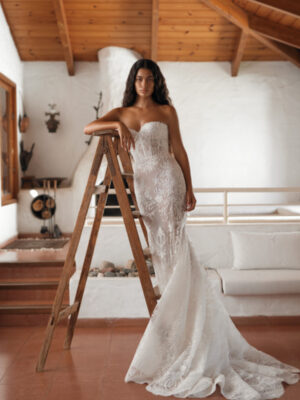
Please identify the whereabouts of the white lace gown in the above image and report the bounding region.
[124,120,300,399]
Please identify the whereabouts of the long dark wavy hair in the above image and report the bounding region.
[122,59,172,107]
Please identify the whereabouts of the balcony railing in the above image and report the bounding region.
[85,186,300,226]
[188,186,300,224]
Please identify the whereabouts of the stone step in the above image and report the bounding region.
[0,237,71,325]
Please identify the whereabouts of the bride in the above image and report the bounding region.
[84,59,300,399]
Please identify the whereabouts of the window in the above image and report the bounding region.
[0,73,18,205]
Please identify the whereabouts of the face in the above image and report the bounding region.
[134,68,155,97]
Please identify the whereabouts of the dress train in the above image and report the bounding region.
[124,121,300,399]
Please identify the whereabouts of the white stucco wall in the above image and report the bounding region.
[22,61,100,186]
[22,54,300,192]
[0,5,23,244]
[1,29,300,246]
[159,61,300,189]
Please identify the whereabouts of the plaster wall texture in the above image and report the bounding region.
[0,5,23,244]
[18,46,300,240]
[1,40,300,256]
[22,48,300,191]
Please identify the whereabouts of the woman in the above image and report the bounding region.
[84,59,300,399]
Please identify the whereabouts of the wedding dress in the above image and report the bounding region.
[124,120,300,399]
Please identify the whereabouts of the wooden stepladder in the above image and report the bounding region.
[36,129,160,372]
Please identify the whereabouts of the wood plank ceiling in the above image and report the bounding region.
[2,0,300,76]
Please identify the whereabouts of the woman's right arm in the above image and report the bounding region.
[84,108,135,151]
[83,108,121,135]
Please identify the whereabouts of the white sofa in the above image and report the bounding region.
[189,225,300,317]
[70,222,300,318]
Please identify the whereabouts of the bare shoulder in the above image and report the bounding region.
[163,104,178,124]
[117,106,132,118]
[111,106,128,118]
[100,106,135,121]
[100,106,122,121]
[162,104,176,115]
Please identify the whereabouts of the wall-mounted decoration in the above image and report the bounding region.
[18,113,30,133]
[30,179,62,238]
[20,140,35,172]
[85,91,103,146]
[20,140,37,188]
[45,103,60,133]
[18,88,29,133]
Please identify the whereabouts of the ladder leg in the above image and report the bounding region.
[117,141,150,247]
[64,166,111,349]
[105,136,157,316]
[36,137,105,372]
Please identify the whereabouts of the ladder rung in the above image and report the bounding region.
[143,247,151,258]
[108,188,131,194]
[91,129,119,137]
[89,205,135,209]
[122,172,134,178]
[58,301,79,322]
[93,188,131,195]
[153,285,161,300]
[106,205,135,209]
[94,184,107,195]
[132,210,141,218]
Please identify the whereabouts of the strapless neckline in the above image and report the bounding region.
[128,120,168,134]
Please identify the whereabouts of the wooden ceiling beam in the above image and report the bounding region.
[232,30,248,76]
[201,0,250,32]
[151,0,159,60]
[249,14,300,49]
[245,0,300,18]
[250,32,300,67]
[202,0,300,70]
[52,0,74,75]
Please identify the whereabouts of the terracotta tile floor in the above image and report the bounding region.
[0,323,299,400]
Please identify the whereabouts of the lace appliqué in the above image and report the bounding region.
[125,121,300,399]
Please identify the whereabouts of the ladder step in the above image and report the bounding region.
[92,129,119,137]
[121,172,134,178]
[89,204,135,209]
[92,188,131,196]
[108,188,130,194]
[132,210,141,218]
[58,301,79,322]
[100,205,135,209]
[143,247,151,259]
[153,285,161,300]
[94,184,107,195]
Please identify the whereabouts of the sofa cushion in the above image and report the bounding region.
[216,268,300,295]
[276,206,300,216]
[230,231,300,270]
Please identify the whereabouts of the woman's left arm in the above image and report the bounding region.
[167,106,197,212]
